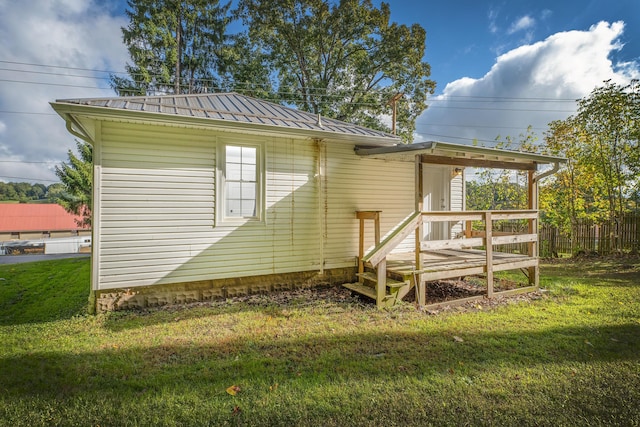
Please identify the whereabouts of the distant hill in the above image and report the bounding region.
[0,182,64,203]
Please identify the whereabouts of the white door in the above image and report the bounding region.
[423,165,450,241]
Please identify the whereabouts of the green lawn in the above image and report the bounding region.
[0,257,639,426]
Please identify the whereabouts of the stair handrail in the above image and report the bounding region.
[362,211,421,267]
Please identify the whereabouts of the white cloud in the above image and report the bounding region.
[0,0,128,183]
[416,21,637,149]
[488,8,499,34]
[507,15,536,35]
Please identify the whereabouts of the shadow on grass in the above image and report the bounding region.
[542,260,640,290]
[1,322,638,401]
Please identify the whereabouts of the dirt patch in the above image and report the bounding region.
[401,276,526,304]
[147,277,542,317]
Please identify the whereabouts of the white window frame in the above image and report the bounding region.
[216,140,265,225]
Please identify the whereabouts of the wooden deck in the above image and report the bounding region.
[385,248,537,282]
[349,209,540,308]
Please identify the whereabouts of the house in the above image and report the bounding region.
[51,93,564,312]
[0,203,90,242]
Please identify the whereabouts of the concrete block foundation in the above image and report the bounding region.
[94,267,356,312]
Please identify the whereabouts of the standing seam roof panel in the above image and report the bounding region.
[54,92,400,141]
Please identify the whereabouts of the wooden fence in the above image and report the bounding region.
[493,214,640,257]
[538,214,640,257]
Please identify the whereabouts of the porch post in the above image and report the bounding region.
[358,215,365,282]
[415,155,425,305]
[527,170,539,288]
[485,211,494,298]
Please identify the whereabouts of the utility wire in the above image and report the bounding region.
[0,78,112,90]
[0,60,583,103]
[0,60,125,75]
[0,160,57,164]
[0,78,578,112]
[0,175,59,183]
[0,110,57,116]
[0,66,113,81]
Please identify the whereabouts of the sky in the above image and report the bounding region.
[0,0,639,184]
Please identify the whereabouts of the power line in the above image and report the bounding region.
[418,123,548,131]
[0,77,578,112]
[418,132,508,145]
[0,78,112,90]
[0,60,584,103]
[0,160,57,164]
[0,60,124,75]
[0,175,59,183]
[425,105,574,113]
[0,66,112,81]
[0,110,57,116]
[434,94,578,102]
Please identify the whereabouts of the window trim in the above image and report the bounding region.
[216,140,265,225]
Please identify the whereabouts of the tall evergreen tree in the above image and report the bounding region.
[112,0,233,95]
[55,141,92,227]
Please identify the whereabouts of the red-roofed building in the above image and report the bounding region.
[0,204,90,241]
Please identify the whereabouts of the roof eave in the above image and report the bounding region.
[355,140,567,165]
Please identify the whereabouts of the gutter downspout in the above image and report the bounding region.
[314,139,327,275]
[532,161,560,183]
[65,115,95,145]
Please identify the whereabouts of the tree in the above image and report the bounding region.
[0,182,19,201]
[236,0,435,141]
[541,80,640,251]
[112,0,233,95]
[55,141,92,227]
[577,81,638,223]
[466,127,537,212]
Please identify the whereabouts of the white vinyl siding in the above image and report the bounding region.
[323,143,415,267]
[96,122,321,290]
[98,122,216,289]
[94,120,420,291]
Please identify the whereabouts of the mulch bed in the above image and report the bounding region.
[151,275,541,317]
[401,276,525,304]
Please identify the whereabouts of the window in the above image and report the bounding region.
[218,142,263,223]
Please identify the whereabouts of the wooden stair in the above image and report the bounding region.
[343,271,413,307]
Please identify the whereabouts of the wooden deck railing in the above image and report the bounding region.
[417,210,538,297]
[358,209,539,302]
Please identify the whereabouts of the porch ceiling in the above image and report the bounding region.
[355,141,566,170]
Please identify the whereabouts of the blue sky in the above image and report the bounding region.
[393,0,639,89]
[0,0,638,183]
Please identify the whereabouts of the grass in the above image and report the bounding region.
[0,257,89,325]
[0,257,639,426]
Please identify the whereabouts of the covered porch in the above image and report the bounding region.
[344,141,565,308]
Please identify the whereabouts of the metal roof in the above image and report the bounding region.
[355,140,566,167]
[53,92,400,144]
[0,204,88,233]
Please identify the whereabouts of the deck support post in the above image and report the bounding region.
[376,259,387,308]
[485,211,494,298]
[356,211,381,283]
